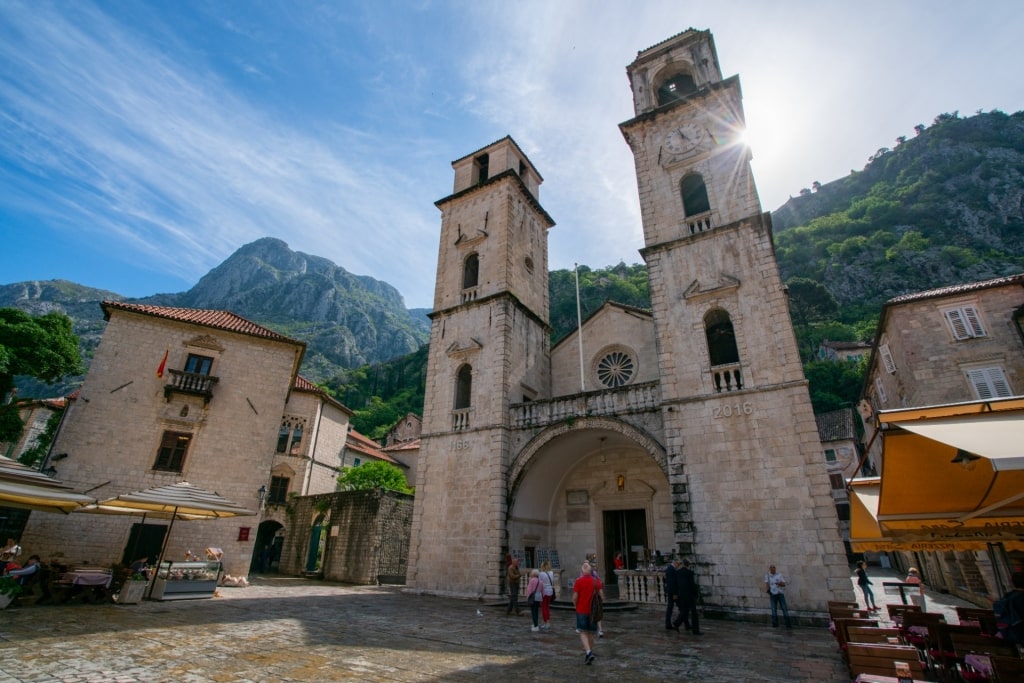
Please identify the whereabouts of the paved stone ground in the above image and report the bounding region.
[0,568,977,683]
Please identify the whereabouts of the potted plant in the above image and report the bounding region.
[115,571,149,605]
[0,575,23,609]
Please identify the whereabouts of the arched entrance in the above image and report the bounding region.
[506,418,670,585]
[250,519,284,574]
[305,513,328,574]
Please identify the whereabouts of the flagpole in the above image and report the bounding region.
[575,263,585,393]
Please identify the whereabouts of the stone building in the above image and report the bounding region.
[407,29,852,619]
[19,301,306,577]
[0,396,67,462]
[858,273,1024,601]
[253,374,354,573]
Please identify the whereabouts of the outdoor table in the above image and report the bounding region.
[55,570,113,603]
[882,582,917,605]
[62,571,113,587]
[962,653,993,677]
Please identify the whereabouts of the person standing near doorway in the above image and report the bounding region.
[506,557,523,616]
[679,559,702,634]
[764,564,792,628]
[664,556,683,630]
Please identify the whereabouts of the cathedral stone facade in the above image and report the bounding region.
[407,29,853,619]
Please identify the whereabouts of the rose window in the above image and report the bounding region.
[597,351,635,388]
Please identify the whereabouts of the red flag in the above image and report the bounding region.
[156,349,169,379]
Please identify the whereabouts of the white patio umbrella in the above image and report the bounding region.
[0,455,95,514]
[94,482,256,597]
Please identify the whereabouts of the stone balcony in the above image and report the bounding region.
[509,381,660,429]
[164,369,219,404]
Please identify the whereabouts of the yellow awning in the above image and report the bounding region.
[849,480,1024,552]
[848,399,1024,552]
[892,411,1024,471]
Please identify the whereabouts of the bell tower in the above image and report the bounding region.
[619,30,851,611]
[407,136,554,595]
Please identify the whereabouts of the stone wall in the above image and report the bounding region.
[281,489,413,584]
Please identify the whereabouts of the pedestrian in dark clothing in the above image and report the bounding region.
[506,557,523,616]
[678,559,702,634]
[664,557,684,630]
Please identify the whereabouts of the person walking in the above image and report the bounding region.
[664,557,684,631]
[764,564,792,628]
[538,560,556,630]
[573,561,603,665]
[506,557,522,616]
[525,569,543,632]
[678,559,702,634]
[856,560,879,611]
[904,567,926,612]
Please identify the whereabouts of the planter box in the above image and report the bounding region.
[0,593,13,609]
[115,580,148,605]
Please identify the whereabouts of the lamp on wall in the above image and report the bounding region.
[257,485,268,508]
[951,449,981,471]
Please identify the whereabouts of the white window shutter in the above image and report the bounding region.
[966,367,1012,399]
[879,343,897,374]
[945,309,970,340]
[962,306,986,337]
[874,377,888,404]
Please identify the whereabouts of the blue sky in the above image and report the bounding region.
[2,1,1022,310]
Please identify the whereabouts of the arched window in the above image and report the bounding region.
[657,73,697,106]
[681,174,711,217]
[454,364,472,409]
[462,253,479,289]
[704,309,740,367]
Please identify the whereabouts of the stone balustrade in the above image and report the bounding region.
[711,362,743,392]
[615,569,668,606]
[509,382,660,429]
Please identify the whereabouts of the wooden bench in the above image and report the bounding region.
[828,599,859,610]
[846,625,903,644]
[846,642,926,680]
[834,617,880,654]
[830,606,872,620]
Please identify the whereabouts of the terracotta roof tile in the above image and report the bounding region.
[101,301,304,346]
[346,429,402,466]
[815,409,858,442]
[293,375,353,415]
[886,273,1024,306]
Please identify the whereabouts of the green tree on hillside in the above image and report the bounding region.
[0,308,82,442]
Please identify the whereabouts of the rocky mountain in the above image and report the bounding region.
[771,110,1024,322]
[2,238,430,397]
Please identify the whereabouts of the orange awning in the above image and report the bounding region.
[848,399,1024,551]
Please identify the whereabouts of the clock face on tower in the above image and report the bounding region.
[663,123,706,157]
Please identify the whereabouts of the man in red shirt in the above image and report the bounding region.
[573,561,604,665]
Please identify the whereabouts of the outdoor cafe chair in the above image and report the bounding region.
[845,642,926,680]
[900,610,946,650]
[886,602,922,625]
[955,606,998,636]
[949,633,1020,682]
[926,623,981,682]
